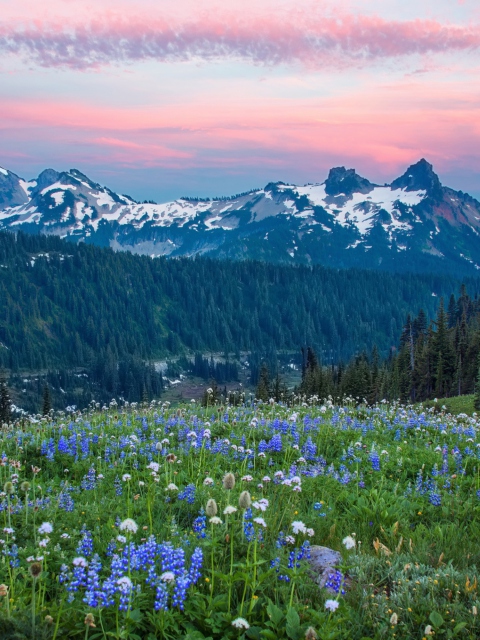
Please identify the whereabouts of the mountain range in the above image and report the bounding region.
[1,159,480,274]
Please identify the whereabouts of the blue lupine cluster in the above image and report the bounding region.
[61,536,203,611]
[369,451,380,471]
[178,484,196,504]
[58,490,75,512]
[192,510,207,539]
[77,527,94,557]
[325,570,346,595]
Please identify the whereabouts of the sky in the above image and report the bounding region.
[1,0,480,202]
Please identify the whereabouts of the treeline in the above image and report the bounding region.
[7,355,164,414]
[0,230,476,374]
[187,353,239,383]
[296,286,480,403]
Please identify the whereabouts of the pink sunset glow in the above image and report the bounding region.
[1,0,480,200]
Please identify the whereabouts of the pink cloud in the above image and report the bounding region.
[1,12,480,69]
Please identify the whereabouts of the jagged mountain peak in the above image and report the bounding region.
[391,158,442,196]
[324,166,375,197]
[35,168,61,191]
[1,159,480,275]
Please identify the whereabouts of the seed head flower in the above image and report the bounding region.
[3,482,14,494]
[20,481,30,492]
[29,562,42,579]
[424,625,433,636]
[119,518,138,533]
[84,613,96,628]
[232,617,250,629]
[206,499,218,517]
[325,599,339,612]
[44,615,53,624]
[305,627,318,640]
[239,491,251,509]
[223,473,236,490]
[390,613,398,625]
[0,584,8,597]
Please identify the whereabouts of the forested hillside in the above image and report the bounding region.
[297,288,480,403]
[2,231,478,377]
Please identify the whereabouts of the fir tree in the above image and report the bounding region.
[256,363,270,401]
[0,376,11,424]
[474,359,480,412]
[42,385,52,416]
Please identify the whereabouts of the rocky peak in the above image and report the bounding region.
[391,159,442,197]
[324,167,375,197]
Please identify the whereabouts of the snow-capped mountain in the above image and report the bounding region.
[1,159,480,274]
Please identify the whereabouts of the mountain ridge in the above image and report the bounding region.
[1,159,480,275]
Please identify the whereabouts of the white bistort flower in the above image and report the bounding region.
[38,522,53,535]
[119,518,138,534]
[325,599,339,612]
[223,505,237,515]
[73,557,88,567]
[209,516,222,525]
[291,521,307,535]
[252,498,269,512]
[342,536,356,550]
[116,576,133,591]
[160,571,175,583]
[231,617,250,630]
[253,517,267,528]
[122,474,131,482]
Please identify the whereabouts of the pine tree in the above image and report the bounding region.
[42,385,52,416]
[0,376,11,424]
[256,363,270,401]
[474,359,480,412]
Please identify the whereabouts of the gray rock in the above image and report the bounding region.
[307,545,342,588]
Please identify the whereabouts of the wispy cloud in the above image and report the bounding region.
[1,13,480,69]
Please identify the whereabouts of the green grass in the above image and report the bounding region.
[0,399,478,639]
[420,394,476,415]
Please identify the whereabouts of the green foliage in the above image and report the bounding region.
[0,400,478,638]
[0,230,475,375]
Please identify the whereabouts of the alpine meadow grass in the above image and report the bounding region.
[0,397,478,639]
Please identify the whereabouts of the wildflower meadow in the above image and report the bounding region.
[0,397,479,639]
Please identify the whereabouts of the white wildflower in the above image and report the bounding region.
[232,617,250,629]
[325,599,339,612]
[119,518,138,534]
[252,498,269,512]
[253,517,267,528]
[160,571,175,583]
[342,536,356,550]
[73,557,88,567]
[38,522,53,535]
[122,474,131,482]
[223,506,237,515]
[291,521,307,535]
[116,576,133,591]
[209,516,222,525]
